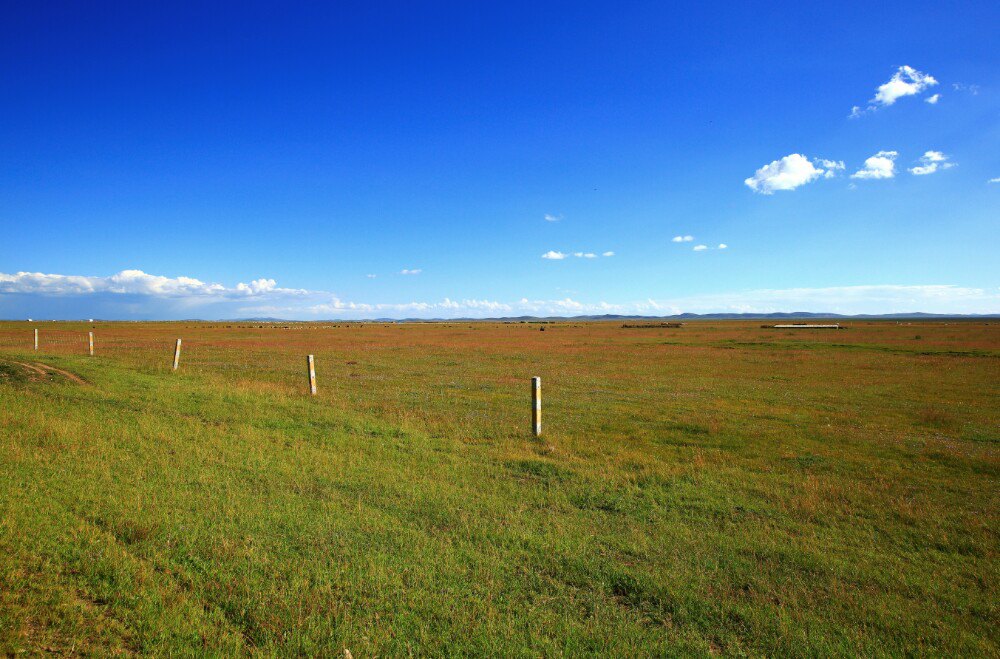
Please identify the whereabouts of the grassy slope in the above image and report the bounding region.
[0,322,997,655]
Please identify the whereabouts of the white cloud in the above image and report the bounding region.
[989,177,1000,184]
[572,252,597,258]
[366,274,377,278]
[693,244,708,251]
[400,269,422,275]
[235,278,277,295]
[925,94,941,104]
[0,270,304,298]
[672,235,694,242]
[851,66,938,116]
[718,243,728,249]
[816,159,846,179]
[544,213,561,222]
[908,151,955,176]
[851,151,898,180]
[744,154,842,194]
[602,251,615,257]
[541,251,567,260]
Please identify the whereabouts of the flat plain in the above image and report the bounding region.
[0,320,997,655]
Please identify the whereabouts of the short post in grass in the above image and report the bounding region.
[172,339,182,370]
[88,332,94,356]
[33,328,38,351]
[307,354,317,395]
[531,376,541,437]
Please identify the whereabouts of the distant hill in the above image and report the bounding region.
[229,312,999,323]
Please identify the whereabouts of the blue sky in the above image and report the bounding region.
[1,1,998,319]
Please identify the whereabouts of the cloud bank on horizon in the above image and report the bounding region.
[2,270,997,319]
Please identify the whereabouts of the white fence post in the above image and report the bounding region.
[307,355,317,395]
[532,376,541,437]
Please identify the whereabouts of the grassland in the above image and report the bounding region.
[0,320,997,655]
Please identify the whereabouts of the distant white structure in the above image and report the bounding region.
[27,318,33,322]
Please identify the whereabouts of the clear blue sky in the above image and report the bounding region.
[1,1,998,319]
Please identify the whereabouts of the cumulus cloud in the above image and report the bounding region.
[925,93,941,104]
[573,252,597,258]
[989,177,1000,184]
[908,151,955,176]
[544,213,561,222]
[851,66,938,116]
[693,244,708,251]
[851,151,898,180]
[718,243,728,249]
[672,235,694,243]
[235,278,277,295]
[400,269,422,275]
[541,251,567,260]
[366,274,377,278]
[0,270,303,298]
[602,251,615,257]
[744,154,842,194]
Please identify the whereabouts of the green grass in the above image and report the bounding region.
[0,321,997,655]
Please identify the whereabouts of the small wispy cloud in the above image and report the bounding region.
[545,250,612,260]
[989,177,1000,184]
[850,65,938,117]
[544,213,561,222]
[672,235,694,242]
[366,274,377,279]
[851,151,898,180]
[925,93,941,104]
[400,269,422,275]
[693,243,728,252]
[952,83,980,95]
[909,151,955,176]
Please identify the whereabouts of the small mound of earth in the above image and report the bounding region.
[0,360,87,384]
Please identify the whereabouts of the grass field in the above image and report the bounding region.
[0,320,997,655]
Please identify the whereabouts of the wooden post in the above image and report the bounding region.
[172,339,182,370]
[307,355,317,395]
[33,328,38,351]
[88,332,94,356]
[531,376,541,437]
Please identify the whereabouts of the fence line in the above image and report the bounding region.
[0,328,554,438]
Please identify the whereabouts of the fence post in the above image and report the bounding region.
[172,339,182,370]
[307,355,317,395]
[34,328,38,351]
[88,332,94,356]
[532,376,541,437]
